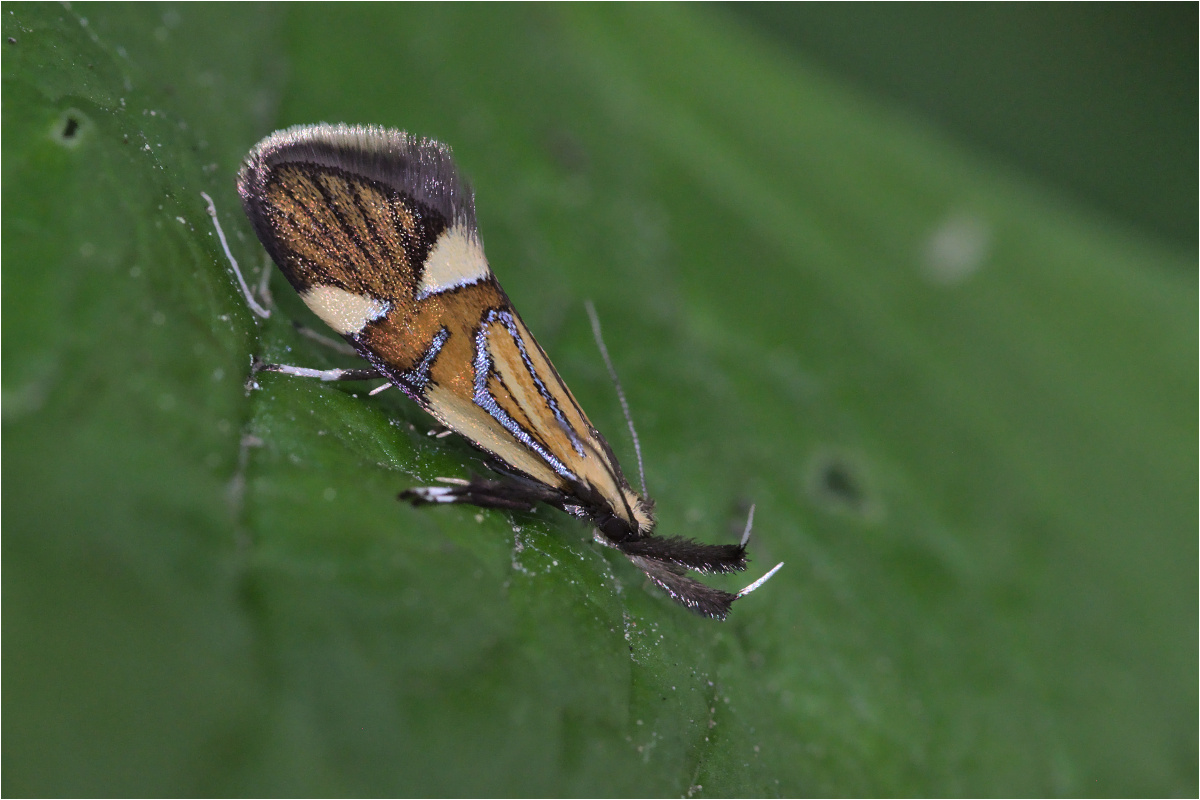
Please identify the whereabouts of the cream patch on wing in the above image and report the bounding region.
[302,285,391,335]
[417,224,491,297]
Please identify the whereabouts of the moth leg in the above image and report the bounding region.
[401,475,562,512]
[255,252,275,308]
[253,361,383,383]
[201,191,271,319]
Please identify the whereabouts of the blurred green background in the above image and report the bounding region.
[4,3,1194,796]
[733,3,1197,251]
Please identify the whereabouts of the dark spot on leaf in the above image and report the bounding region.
[51,108,91,148]
[805,449,882,520]
[822,462,860,505]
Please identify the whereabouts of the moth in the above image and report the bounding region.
[225,123,780,618]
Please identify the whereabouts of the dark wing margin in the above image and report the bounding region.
[237,122,478,241]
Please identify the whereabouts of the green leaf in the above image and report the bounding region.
[4,4,1194,795]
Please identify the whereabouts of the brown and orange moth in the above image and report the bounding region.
[223,123,780,618]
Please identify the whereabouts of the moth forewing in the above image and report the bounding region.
[234,122,776,618]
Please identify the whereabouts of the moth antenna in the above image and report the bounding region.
[585,299,647,498]
[737,561,784,599]
[739,503,756,548]
[200,191,271,319]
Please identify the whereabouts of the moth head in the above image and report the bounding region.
[592,490,655,542]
